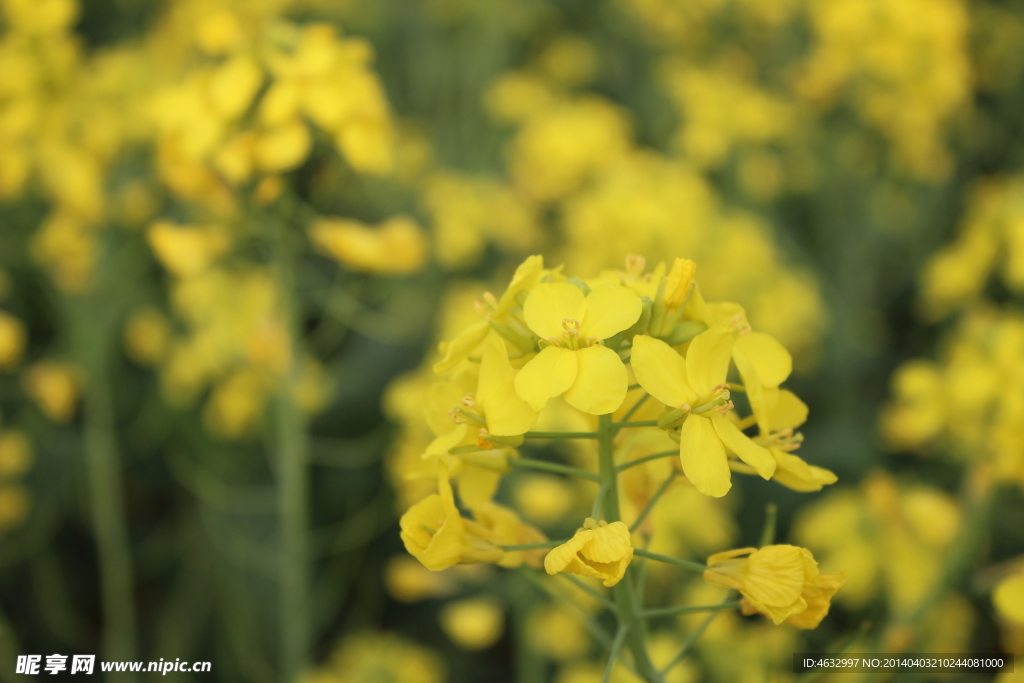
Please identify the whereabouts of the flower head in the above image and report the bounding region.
[631,328,775,496]
[544,518,633,587]
[515,282,641,414]
[399,465,505,571]
[703,544,845,628]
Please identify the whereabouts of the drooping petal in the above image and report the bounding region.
[732,346,770,435]
[767,390,809,432]
[579,284,643,340]
[457,464,502,509]
[735,332,792,388]
[711,414,776,479]
[680,416,731,497]
[771,448,837,492]
[686,326,734,396]
[514,345,578,411]
[433,322,490,373]
[523,283,586,340]
[629,335,697,407]
[425,423,469,457]
[743,545,808,611]
[477,336,538,436]
[563,345,628,415]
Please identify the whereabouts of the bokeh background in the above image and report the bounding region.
[1,0,1023,681]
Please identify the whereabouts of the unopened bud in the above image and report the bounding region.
[664,259,696,310]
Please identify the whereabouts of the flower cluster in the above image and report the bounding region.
[395,252,842,675]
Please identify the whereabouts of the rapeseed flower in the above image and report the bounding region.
[544,518,633,587]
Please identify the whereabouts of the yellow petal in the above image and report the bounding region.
[734,332,792,388]
[514,345,578,411]
[433,322,490,374]
[743,545,807,608]
[544,530,593,575]
[771,449,837,492]
[686,326,733,396]
[629,335,697,407]
[478,336,538,436]
[563,345,627,415]
[732,346,769,435]
[424,382,467,436]
[680,416,731,497]
[457,464,502,509]
[994,572,1024,624]
[580,521,632,563]
[495,255,545,314]
[523,283,586,340]
[579,284,642,340]
[711,414,776,479]
[768,390,809,432]
[424,423,469,457]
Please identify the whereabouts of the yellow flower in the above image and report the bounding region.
[753,390,837,492]
[310,215,426,275]
[631,329,776,497]
[704,545,845,628]
[399,465,505,571]
[473,500,548,568]
[994,571,1024,625]
[23,361,80,423]
[0,311,26,370]
[0,430,33,477]
[663,258,696,310]
[123,308,170,365]
[147,221,230,277]
[515,282,641,414]
[0,486,29,533]
[544,518,633,587]
[254,121,312,172]
[440,598,504,650]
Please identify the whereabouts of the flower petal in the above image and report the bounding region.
[711,414,776,479]
[563,345,628,415]
[579,284,642,340]
[686,326,734,396]
[629,335,697,407]
[523,282,586,340]
[735,332,792,388]
[767,390,809,432]
[514,345,578,411]
[434,322,490,374]
[478,336,538,435]
[680,415,732,497]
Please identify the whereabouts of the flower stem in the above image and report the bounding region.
[597,414,663,683]
[620,392,650,423]
[560,574,616,612]
[502,541,566,551]
[601,625,630,683]
[509,457,601,481]
[759,503,778,547]
[641,601,741,619]
[617,450,677,473]
[611,420,659,429]
[271,209,310,683]
[659,594,734,675]
[630,472,677,533]
[523,431,598,439]
[631,549,706,573]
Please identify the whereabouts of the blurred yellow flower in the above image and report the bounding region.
[310,215,427,275]
[306,632,444,683]
[123,308,171,365]
[994,571,1024,625]
[0,311,26,370]
[384,555,455,603]
[439,597,504,650]
[0,430,33,477]
[544,518,633,587]
[147,221,231,277]
[0,485,29,532]
[23,361,79,423]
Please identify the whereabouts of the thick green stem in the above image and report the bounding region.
[273,216,310,683]
[597,415,662,683]
[83,351,138,682]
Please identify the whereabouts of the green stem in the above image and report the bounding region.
[632,549,706,573]
[82,344,138,681]
[560,575,616,612]
[510,457,601,482]
[597,415,662,683]
[641,601,741,619]
[523,431,598,439]
[517,568,612,648]
[601,625,630,683]
[630,472,677,533]
[620,392,650,423]
[591,482,611,519]
[617,450,677,473]
[272,212,310,682]
[612,420,659,429]
[659,595,734,675]
[759,503,778,547]
[501,541,565,551]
